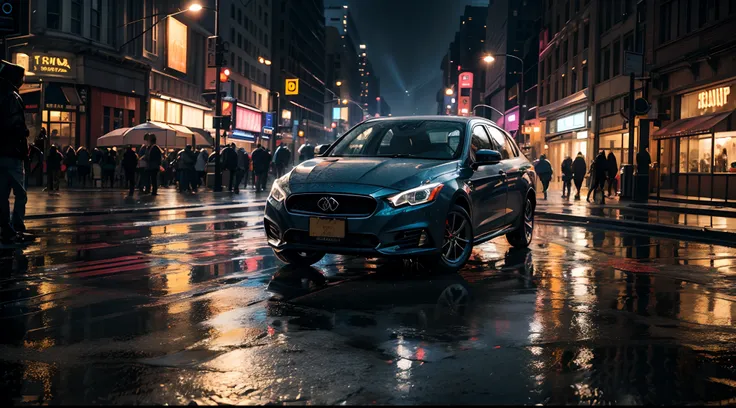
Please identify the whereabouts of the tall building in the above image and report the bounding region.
[359,44,381,116]
[270,0,327,151]
[648,0,736,203]
[220,0,274,150]
[438,6,488,118]
[482,0,541,149]
[535,0,596,173]
[324,4,363,133]
[7,0,213,151]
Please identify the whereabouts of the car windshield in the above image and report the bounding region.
[328,120,464,160]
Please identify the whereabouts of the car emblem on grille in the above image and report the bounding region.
[317,196,340,212]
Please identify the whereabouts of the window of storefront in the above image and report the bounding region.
[43,110,76,149]
[182,105,204,128]
[679,135,713,173]
[166,101,182,124]
[151,98,166,122]
[714,132,736,173]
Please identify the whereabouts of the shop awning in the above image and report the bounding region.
[653,111,733,139]
[44,83,81,108]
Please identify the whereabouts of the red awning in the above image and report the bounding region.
[653,111,732,139]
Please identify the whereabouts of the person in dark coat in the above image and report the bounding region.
[235,147,250,193]
[561,156,574,200]
[589,150,608,204]
[273,142,291,178]
[181,145,197,193]
[221,143,239,192]
[534,154,553,200]
[102,148,117,188]
[45,145,62,193]
[251,144,271,192]
[64,146,77,188]
[0,60,31,243]
[144,133,163,196]
[606,152,618,197]
[122,145,138,196]
[76,146,90,187]
[572,152,587,200]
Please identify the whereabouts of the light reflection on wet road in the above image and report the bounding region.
[0,202,735,405]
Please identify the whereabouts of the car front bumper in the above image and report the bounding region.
[264,191,450,257]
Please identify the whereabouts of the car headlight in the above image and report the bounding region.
[388,183,444,207]
[269,180,287,202]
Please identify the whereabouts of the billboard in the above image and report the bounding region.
[458,72,474,116]
[167,18,188,74]
[235,105,262,133]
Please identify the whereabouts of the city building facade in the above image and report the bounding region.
[325,4,363,135]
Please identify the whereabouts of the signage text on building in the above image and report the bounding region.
[697,86,731,110]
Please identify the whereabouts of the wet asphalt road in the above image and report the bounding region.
[1,198,736,405]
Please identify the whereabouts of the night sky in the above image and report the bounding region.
[328,0,487,116]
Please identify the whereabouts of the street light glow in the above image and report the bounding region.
[342,99,348,105]
[264,59,272,65]
[483,55,495,63]
[445,88,453,96]
[188,3,203,12]
[336,81,343,86]
[258,56,265,64]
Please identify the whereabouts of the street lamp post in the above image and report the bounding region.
[472,104,504,119]
[483,53,525,143]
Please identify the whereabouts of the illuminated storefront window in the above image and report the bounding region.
[43,110,76,149]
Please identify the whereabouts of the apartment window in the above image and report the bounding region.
[575,0,580,12]
[238,8,242,25]
[601,46,611,80]
[623,31,633,52]
[613,0,623,24]
[91,0,101,41]
[264,34,268,47]
[539,85,544,107]
[612,40,621,76]
[265,12,269,26]
[708,0,720,21]
[71,0,83,34]
[731,0,736,15]
[582,65,589,88]
[561,75,567,98]
[686,0,693,32]
[231,3,235,16]
[47,0,61,29]
[144,0,158,54]
[555,46,560,69]
[546,83,551,104]
[571,69,578,93]
[107,0,116,45]
[573,31,579,55]
[238,33,242,49]
[583,22,590,48]
[660,2,673,43]
[556,14,560,34]
[562,40,568,63]
[238,56,242,74]
[554,80,559,101]
[565,0,570,21]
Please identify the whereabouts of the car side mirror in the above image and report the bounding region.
[314,144,331,156]
[473,149,503,169]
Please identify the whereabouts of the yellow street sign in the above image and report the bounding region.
[285,78,299,95]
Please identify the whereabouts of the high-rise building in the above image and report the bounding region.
[482,0,541,149]
[325,4,363,132]
[270,0,327,150]
[359,44,380,116]
[220,0,274,149]
[438,6,488,118]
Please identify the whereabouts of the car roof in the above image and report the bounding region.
[362,115,498,127]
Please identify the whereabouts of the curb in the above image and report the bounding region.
[537,211,736,246]
[629,203,736,218]
[25,200,268,220]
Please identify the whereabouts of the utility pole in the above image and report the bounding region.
[213,0,223,192]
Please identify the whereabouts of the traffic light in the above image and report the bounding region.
[219,68,231,84]
[298,130,305,137]
[220,98,235,130]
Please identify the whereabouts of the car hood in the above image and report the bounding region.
[287,157,458,191]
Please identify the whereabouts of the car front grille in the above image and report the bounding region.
[284,230,379,249]
[285,194,378,217]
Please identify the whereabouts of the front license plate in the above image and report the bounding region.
[309,218,346,240]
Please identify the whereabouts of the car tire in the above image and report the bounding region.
[506,196,534,249]
[421,204,474,274]
[272,249,325,266]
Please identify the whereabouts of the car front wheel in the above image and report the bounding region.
[273,249,325,266]
[421,205,474,274]
[506,197,534,249]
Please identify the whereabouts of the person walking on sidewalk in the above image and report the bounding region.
[534,154,553,200]
[0,60,32,244]
[561,156,573,200]
[195,148,208,188]
[588,150,608,204]
[76,146,90,187]
[144,134,163,196]
[221,143,239,192]
[572,152,587,200]
[235,147,249,193]
[45,145,62,194]
[251,144,271,192]
[273,142,291,178]
[606,152,618,197]
[122,145,138,196]
[137,140,149,193]
[181,145,197,193]
[64,146,77,188]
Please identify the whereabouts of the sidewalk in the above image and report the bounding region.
[536,188,736,245]
[16,186,269,220]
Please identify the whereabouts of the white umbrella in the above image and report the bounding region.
[96,127,130,147]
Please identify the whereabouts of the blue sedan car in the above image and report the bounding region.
[264,116,537,273]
